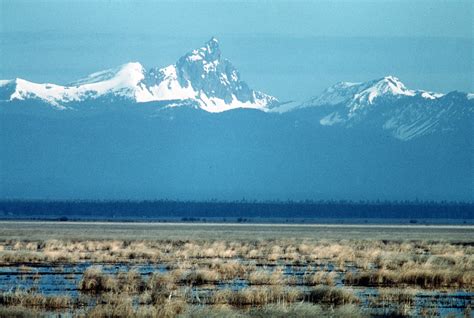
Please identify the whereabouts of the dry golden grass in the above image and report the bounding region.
[248,303,363,318]
[218,286,303,306]
[0,291,71,309]
[80,301,364,318]
[0,306,39,318]
[247,268,284,285]
[2,237,472,268]
[79,266,116,292]
[210,260,250,280]
[304,271,337,286]
[346,267,472,289]
[2,237,472,292]
[84,301,135,318]
[307,285,359,306]
[181,268,221,285]
[0,223,472,317]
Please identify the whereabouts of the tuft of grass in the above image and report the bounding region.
[304,271,337,286]
[183,304,245,318]
[211,289,235,305]
[156,298,187,318]
[181,269,221,285]
[0,306,39,318]
[249,303,363,318]
[79,267,116,293]
[0,292,71,309]
[379,288,416,305]
[248,303,324,318]
[223,286,302,306]
[86,303,134,318]
[247,268,283,285]
[211,261,249,280]
[345,268,472,289]
[116,270,146,293]
[306,285,359,306]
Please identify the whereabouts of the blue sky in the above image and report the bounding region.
[1,0,472,100]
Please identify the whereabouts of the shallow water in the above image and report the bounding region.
[0,263,471,317]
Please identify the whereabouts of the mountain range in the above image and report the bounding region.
[0,38,277,113]
[1,38,472,201]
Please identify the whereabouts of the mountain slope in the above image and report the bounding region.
[0,38,278,112]
[1,106,472,201]
[296,76,473,140]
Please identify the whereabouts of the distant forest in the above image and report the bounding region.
[0,200,473,221]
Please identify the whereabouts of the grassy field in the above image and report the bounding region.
[0,221,472,317]
[0,221,473,241]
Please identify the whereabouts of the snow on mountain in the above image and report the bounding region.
[0,38,278,112]
[1,40,471,141]
[298,76,473,140]
[140,37,277,112]
[300,76,439,109]
[0,63,149,109]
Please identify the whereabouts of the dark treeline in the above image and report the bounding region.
[0,199,473,220]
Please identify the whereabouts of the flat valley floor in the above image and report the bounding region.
[0,221,472,317]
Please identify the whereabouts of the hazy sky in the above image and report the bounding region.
[1,0,472,100]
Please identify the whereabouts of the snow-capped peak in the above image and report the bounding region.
[302,75,446,110]
[144,37,278,112]
[184,37,221,64]
[67,62,148,100]
[71,62,145,86]
[356,76,416,104]
[376,76,410,93]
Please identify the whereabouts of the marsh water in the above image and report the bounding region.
[1,262,471,317]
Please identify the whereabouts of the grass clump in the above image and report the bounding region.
[212,287,300,306]
[79,267,116,292]
[304,271,337,286]
[345,268,472,289]
[307,285,359,306]
[0,306,39,318]
[0,292,71,309]
[248,303,325,318]
[183,304,245,318]
[247,269,284,285]
[181,269,221,285]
